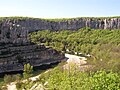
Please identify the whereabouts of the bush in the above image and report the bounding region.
[15,65,120,90]
[12,74,21,82]
[46,69,120,90]
[4,74,21,84]
[88,70,120,90]
[16,82,24,90]
[4,75,12,84]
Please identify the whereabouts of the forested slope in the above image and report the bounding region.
[30,28,120,72]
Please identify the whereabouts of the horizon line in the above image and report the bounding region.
[0,15,120,19]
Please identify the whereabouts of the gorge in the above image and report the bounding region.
[0,17,120,73]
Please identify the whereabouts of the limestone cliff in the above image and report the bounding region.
[0,17,120,44]
[0,17,67,73]
[0,44,64,73]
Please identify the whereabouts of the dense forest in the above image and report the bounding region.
[29,28,120,72]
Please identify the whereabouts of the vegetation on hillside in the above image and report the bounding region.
[0,16,120,22]
[0,63,33,90]
[29,28,120,73]
[16,66,120,90]
[0,27,120,89]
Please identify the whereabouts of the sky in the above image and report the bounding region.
[0,0,120,18]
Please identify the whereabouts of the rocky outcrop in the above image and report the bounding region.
[0,17,67,73]
[0,44,64,73]
[0,17,120,44]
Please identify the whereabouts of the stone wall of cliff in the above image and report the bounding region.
[0,44,64,73]
[0,17,120,44]
[0,17,68,73]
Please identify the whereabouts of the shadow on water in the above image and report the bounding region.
[0,62,59,78]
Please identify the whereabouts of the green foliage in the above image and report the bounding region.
[16,28,120,90]
[1,16,120,22]
[4,75,12,84]
[29,29,120,72]
[17,66,120,90]
[23,63,33,79]
[29,29,120,52]
[16,82,23,90]
[88,70,120,90]
[47,69,120,90]
[4,74,21,84]
[16,80,36,90]
[13,74,21,82]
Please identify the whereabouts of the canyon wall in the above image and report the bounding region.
[0,44,64,73]
[0,17,119,73]
[0,17,120,44]
[0,17,68,73]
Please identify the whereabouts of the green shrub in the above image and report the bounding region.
[88,70,120,90]
[16,82,22,90]
[46,69,120,90]
[12,74,21,82]
[15,65,120,90]
[23,63,33,79]
[4,75,12,84]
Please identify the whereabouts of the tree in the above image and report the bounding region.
[23,63,33,79]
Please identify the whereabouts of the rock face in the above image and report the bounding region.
[0,43,64,73]
[0,17,67,73]
[0,17,119,73]
[0,17,120,44]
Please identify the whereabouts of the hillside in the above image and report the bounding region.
[30,29,120,72]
